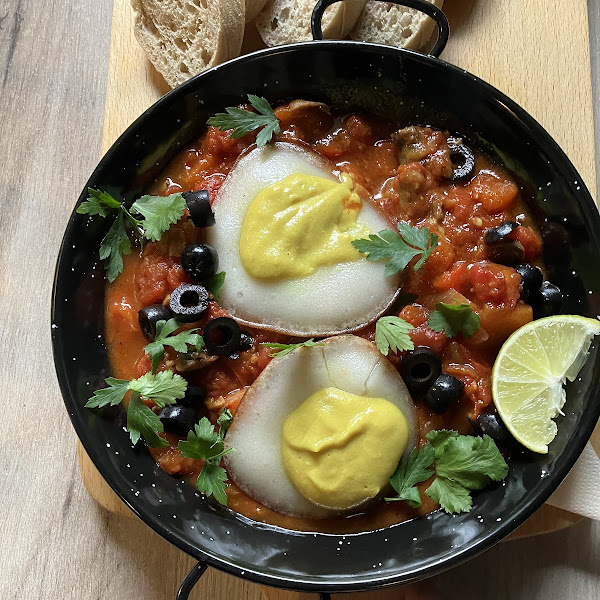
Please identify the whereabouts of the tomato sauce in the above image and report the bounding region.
[105,101,541,533]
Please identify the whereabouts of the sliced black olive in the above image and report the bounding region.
[158,405,197,436]
[229,332,255,360]
[181,243,219,282]
[484,221,520,244]
[138,304,173,341]
[424,374,464,414]
[541,221,571,266]
[448,142,475,180]
[515,263,543,303]
[182,190,215,227]
[169,284,209,323]
[400,347,442,398]
[476,413,512,444]
[204,317,242,356]
[179,385,207,408]
[532,281,563,319]
[487,240,526,266]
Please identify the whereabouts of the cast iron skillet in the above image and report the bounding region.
[52,0,600,597]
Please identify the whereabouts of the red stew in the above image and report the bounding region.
[105,101,541,533]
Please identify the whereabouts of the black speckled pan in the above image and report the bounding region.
[52,0,600,597]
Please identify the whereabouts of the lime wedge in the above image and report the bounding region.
[491,315,600,454]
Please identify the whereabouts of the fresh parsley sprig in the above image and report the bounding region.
[375,316,414,356]
[207,94,281,149]
[428,302,480,338]
[261,338,323,358]
[352,222,438,277]
[178,409,235,505]
[77,189,187,282]
[144,318,204,373]
[85,370,187,447]
[386,430,508,514]
[204,271,226,299]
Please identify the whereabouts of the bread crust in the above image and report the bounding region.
[245,0,270,23]
[255,0,365,46]
[350,0,444,50]
[131,0,245,88]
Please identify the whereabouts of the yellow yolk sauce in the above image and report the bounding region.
[239,173,370,279]
[281,387,409,510]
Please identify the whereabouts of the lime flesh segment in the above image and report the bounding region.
[492,315,600,454]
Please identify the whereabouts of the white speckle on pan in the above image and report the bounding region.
[589,291,593,295]
[241,571,245,576]
[263,83,267,87]
[158,499,162,503]
[412,537,417,541]
[226,531,230,535]
[576,186,581,190]
[51,324,58,330]
[546,182,552,187]
[173,515,177,519]
[106,443,111,448]
[127,464,131,468]
[115,452,119,456]
[72,358,76,361]
[199,100,204,105]
[209,537,214,541]
[496,518,502,522]
[134,491,140,496]
[191,525,195,530]
[152,483,155,488]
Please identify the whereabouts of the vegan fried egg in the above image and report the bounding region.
[206,142,400,336]
[224,335,417,519]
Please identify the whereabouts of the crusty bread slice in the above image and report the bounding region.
[131,0,245,88]
[246,0,270,23]
[350,0,444,50]
[255,0,366,46]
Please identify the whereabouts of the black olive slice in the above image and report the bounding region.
[179,385,207,408]
[182,190,215,227]
[515,264,544,303]
[158,405,197,436]
[400,347,442,398]
[448,142,475,180]
[169,284,209,323]
[181,243,219,282]
[484,221,520,244]
[476,413,512,444]
[533,281,563,319]
[138,304,173,341]
[487,240,526,266]
[228,332,255,360]
[204,317,242,356]
[424,374,464,414]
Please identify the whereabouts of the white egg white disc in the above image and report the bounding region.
[224,335,418,519]
[206,142,400,336]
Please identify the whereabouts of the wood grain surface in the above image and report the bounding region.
[1,0,600,599]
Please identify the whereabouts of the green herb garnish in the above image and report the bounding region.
[204,271,226,299]
[207,94,281,148]
[374,316,414,356]
[386,430,508,514]
[261,338,323,358]
[428,302,480,338]
[352,222,438,277]
[178,409,235,505]
[144,318,203,373]
[77,189,187,282]
[85,370,187,447]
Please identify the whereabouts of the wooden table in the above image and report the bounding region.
[1,1,600,599]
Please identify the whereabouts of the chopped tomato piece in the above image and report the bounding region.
[468,262,521,308]
[469,170,518,213]
[433,261,468,292]
[509,225,542,261]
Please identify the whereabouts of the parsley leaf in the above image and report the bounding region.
[178,415,234,506]
[204,271,226,299]
[261,338,323,358]
[144,318,203,372]
[197,462,228,506]
[428,303,481,338]
[126,391,169,448]
[427,431,509,490]
[385,444,435,506]
[425,476,473,514]
[128,370,188,408]
[352,223,438,276]
[375,316,414,356]
[178,418,231,462]
[77,188,121,216]
[84,377,130,408]
[130,193,187,242]
[99,211,132,283]
[207,94,281,148]
[386,429,509,515]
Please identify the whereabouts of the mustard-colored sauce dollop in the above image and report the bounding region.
[281,387,409,510]
[239,173,370,280]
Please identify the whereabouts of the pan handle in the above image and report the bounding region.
[176,562,208,600]
[311,0,449,58]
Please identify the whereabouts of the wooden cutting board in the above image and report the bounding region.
[80,0,599,597]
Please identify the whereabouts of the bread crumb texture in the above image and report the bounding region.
[350,0,444,50]
[131,0,245,87]
[255,0,365,46]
